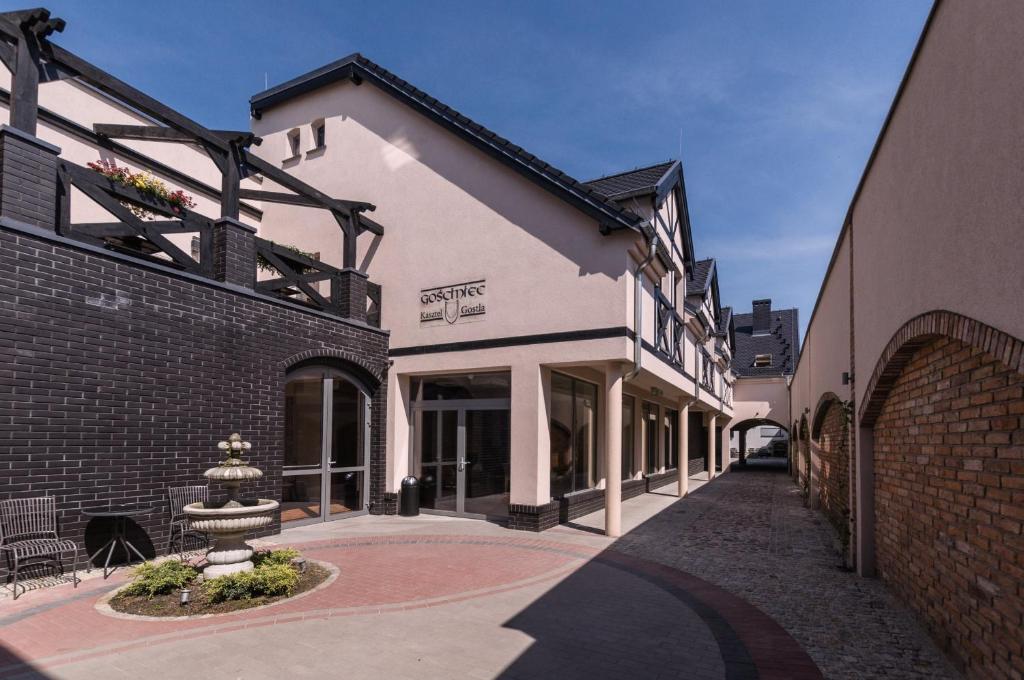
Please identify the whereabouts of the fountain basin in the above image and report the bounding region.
[184,499,279,577]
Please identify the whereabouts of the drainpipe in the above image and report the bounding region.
[625,227,659,382]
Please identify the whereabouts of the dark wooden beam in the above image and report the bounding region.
[221,142,240,220]
[241,148,374,216]
[93,124,261,147]
[237,188,383,235]
[8,17,41,134]
[68,220,194,238]
[0,40,14,73]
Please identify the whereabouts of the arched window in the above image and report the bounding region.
[283,365,370,525]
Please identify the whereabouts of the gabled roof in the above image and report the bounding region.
[716,306,732,335]
[732,307,800,377]
[251,53,646,234]
[584,161,675,201]
[687,258,715,296]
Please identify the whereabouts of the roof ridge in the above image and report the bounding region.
[583,160,676,184]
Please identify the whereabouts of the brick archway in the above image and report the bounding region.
[859,311,1024,678]
[810,394,851,549]
[859,310,1024,427]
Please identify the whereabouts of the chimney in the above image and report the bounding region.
[752,299,771,334]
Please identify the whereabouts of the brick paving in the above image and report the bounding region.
[0,470,958,680]
[610,468,962,679]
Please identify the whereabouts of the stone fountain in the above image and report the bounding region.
[184,433,280,577]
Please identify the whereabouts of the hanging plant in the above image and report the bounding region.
[88,159,196,220]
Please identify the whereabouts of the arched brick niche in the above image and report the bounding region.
[862,311,1024,679]
[811,394,851,545]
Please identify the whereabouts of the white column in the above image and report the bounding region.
[677,399,689,497]
[510,363,549,507]
[604,363,623,537]
[706,413,717,481]
[385,368,410,495]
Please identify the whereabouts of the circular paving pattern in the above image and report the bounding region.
[0,535,821,680]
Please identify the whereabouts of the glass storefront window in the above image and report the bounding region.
[622,396,636,480]
[644,401,659,474]
[550,373,598,497]
[664,408,679,470]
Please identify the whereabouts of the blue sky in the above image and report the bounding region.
[40,1,931,338]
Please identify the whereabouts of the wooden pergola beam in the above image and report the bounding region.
[93,124,261,147]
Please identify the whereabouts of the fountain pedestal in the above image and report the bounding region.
[183,434,279,578]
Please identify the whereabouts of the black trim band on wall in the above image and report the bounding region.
[389,327,632,357]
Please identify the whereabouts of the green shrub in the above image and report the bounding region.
[252,548,300,568]
[121,560,199,599]
[203,562,299,603]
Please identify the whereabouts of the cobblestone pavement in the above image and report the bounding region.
[0,469,956,680]
[608,468,961,680]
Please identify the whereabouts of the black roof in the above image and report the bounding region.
[584,161,676,201]
[687,258,715,296]
[251,53,646,234]
[732,306,800,377]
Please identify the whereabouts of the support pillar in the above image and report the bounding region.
[212,217,256,288]
[706,413,717,481]
[739,430,747,465]
[604,363,623,537]
[331,268,368,322]
[720,423,732,474]
[507,364,557,531]
[0,125,60,230]
[677,399,689,497]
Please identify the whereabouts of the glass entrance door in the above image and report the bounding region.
[418,409,459,512]
[463,409,511,516]
[414,405,510,518]
[283,369,369,526]
[411,372,511,520]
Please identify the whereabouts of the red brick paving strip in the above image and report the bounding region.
[0,535,823,679]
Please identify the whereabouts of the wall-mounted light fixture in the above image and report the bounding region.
[842,372,851,385]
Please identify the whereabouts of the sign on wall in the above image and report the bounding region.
[420,279,487,326]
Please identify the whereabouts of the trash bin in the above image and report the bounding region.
[399,475,420,517]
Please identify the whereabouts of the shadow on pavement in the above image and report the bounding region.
[496,471,822,680]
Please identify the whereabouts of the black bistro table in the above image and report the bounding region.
[82,505,155,578]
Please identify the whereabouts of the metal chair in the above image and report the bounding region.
[167,485,209,559]
[0,497,80,600]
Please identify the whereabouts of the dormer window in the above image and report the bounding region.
[286,128,301,159]
[311,119,326,150]
[753,354,772,368]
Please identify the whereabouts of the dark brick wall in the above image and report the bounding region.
[0,127,58,229]
[0,223,391,573]
[874,336,1024,679]
[646,469,678,492]
[508,501,559,532]
[212,218,256,288]
[688,457,705,477]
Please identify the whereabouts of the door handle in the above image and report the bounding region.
[457,458,469,472]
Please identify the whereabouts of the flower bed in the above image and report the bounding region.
[107,549,330,617]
